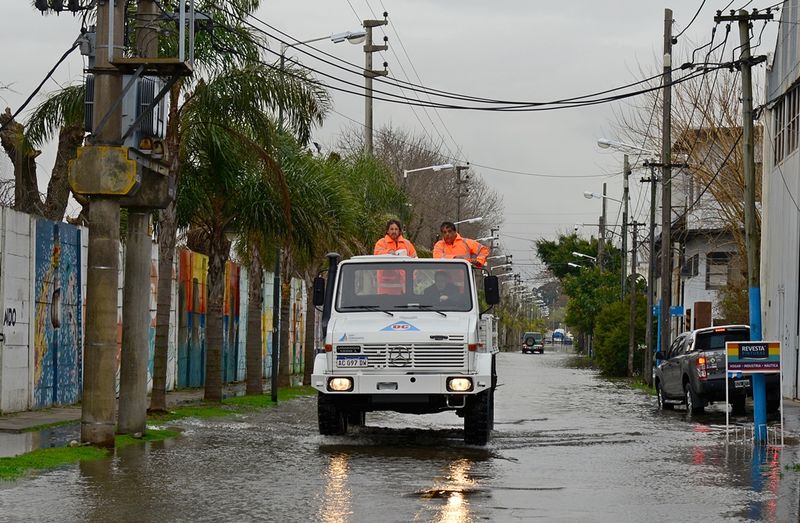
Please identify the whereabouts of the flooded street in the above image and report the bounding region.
[2,349,800,522]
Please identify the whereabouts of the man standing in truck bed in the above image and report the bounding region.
[432,221,490,268]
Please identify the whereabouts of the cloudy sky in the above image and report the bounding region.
[0,0,780,283]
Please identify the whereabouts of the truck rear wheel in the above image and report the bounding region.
[464,391,491,446]
[318,393,347,435]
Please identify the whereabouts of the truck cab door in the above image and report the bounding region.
[662,335,686,397]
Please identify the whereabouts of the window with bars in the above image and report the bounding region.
[706,252,731,290]
[773,83,800,166]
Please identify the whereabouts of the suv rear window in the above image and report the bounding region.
[694,328,749,352]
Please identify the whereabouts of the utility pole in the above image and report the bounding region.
[628,221,642,377]
[659,8,674,366]
[363,13,388,155]
[455,164,469,222]
[79,0,125,447]
[641,162,659,384]
[118,0,158,436]
[621,155,630,299]
[715,7,773,443]
[598,182,607,269]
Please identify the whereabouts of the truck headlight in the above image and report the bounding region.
[447,377,473,392]
[328,377,354,392]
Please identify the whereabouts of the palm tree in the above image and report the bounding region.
[0,84,84,220]
[174,63,329,402]
[149,1,329,409]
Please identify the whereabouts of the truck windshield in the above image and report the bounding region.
[336,262,473,312]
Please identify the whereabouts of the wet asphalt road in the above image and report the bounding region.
[2,348,800,522]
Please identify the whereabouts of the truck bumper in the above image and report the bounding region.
[311,371,492,395]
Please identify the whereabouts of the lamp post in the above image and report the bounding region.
[572,251,597,264]
[567,262,583,269]
[584,189,626,297]
[490,263,512,273]
[454,217,482,225]
[599,137,661,383]
[402,163,455,179]
[275,30,363,402]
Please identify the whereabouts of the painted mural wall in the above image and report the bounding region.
[0,209,307,413]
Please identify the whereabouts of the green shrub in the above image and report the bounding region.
[593,295,646,377]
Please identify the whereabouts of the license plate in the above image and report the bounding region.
[336,356,368,368]
[734,379,749,388]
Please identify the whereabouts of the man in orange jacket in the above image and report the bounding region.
[374,219,417,257]
[432,221,490,268]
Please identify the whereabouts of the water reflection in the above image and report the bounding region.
[434,459,475,523]
[318,453,352,523]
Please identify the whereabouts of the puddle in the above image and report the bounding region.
[0,422,80,458]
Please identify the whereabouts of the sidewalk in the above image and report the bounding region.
[0,382,253,433]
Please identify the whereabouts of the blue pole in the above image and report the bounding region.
[750,286,767,442]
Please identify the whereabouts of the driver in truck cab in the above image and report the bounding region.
[432,221,490,268]
[373,219,417,257]
[423,270,465,306]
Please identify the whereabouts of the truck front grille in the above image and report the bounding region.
[360,343,466,369]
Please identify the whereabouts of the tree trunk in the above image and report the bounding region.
[245,249,264,395]
[204,228,229,402]
[278,273,292,388]
[149,82,182,413]
[303,275,317,385]
[0,108,42,215]
[42,124,83,221]
[149,201,176,412]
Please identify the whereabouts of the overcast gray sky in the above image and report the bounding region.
[0,1,779,283]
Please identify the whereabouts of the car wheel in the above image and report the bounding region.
[684,382,705,414]
[656,382,674,410]
[731,395,746,415]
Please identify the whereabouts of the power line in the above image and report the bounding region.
[0,38,81,133]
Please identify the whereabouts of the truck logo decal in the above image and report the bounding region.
[388,346,411,366]
[381,321,419,332]
[339,333,347,341]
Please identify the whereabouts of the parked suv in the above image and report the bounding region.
[522,332,544,354]
[654,325,780,414]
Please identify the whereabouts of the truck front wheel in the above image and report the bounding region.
[318,393,348,435]
[464,391,492,446]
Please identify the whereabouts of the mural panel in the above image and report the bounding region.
[33,220,82,408]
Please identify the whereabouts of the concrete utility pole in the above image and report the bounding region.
[118,0,158,436]
[363,13,388,154]
[641,162,658,384]
[628,221,642,377]
[598,183,607,269]
[455,165,469,222]
[621,155,630,299]
[715,7,773,442]
[80,0,125,447]
[659,8,673,362]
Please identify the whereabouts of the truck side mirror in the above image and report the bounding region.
[312,276,326,306]
[484,275,500,305]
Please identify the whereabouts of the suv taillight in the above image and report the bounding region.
[696,356,708,380]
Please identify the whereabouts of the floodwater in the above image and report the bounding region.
[1,349,799,522]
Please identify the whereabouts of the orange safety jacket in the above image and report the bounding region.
[432,234,490,267]
[374,235,416,294]
[373,235,417,257]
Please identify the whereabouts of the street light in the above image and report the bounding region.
[402,163,455,179]
[572,251,597,263]
[487,254,511,261]
[490,263,512,272]
[497,272,515,279]
[281,30,366,53]
[567,262,583,269]
[476,235,499,242]
[597,138,657,156]
[454,217,482,225]
[584,191,622,203]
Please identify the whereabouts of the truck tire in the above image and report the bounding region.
[347,411,366,427]
[656,382,674,410]
[318,393,347,435]
[464,391,491,446]
[684,381,705,414]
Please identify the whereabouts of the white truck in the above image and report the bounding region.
[311,253,500,445]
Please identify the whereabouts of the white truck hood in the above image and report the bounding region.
[329,313,473,344]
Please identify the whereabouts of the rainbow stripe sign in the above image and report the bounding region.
[726,341,781,374]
